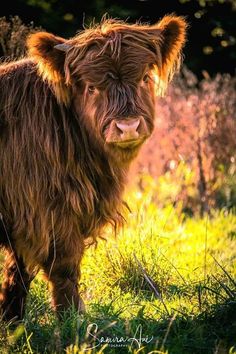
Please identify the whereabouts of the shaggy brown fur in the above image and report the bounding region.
[0,15,187,321]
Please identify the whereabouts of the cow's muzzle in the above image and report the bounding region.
[105,117,149,148]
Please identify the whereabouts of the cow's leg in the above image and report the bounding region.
[0,250,33,322]
[43,250,85,319]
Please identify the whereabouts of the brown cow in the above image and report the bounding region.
[0,15,186,321]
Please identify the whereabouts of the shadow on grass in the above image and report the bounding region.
[1,295,235,354]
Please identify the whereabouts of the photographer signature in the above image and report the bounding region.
[84,323,154,350]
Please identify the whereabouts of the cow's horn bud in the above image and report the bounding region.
[54,43,71,52]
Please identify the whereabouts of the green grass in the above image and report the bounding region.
[0,186,236,353]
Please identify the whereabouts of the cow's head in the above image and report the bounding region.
[27,16,187,163]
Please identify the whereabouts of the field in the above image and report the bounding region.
[0,181,235,354]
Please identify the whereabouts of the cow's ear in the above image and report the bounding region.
[157,15,187,73]
[148,15,187,93]
[27,32,70,80]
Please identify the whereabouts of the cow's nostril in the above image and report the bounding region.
[115,119,140,139]
[115,124,124,134]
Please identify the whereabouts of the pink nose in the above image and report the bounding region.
[116,119,140,140]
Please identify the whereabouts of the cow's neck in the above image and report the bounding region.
[66,107,129,237]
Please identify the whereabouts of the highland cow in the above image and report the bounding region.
[0,15,186,321]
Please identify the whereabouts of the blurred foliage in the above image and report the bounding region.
[0,0,236,76]
[131,67,236,214]
[0,16,41,58]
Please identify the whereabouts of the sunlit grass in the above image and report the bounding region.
[0,180,236,353]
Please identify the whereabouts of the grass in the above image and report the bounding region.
[0,183,236,353]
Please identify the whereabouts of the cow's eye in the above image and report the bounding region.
[143,74,150,84]
[88,86,96,94]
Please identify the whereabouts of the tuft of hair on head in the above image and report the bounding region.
[82,14,187,96]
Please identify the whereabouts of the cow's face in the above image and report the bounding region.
[27,16,187,163]
[68,41,158,162]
